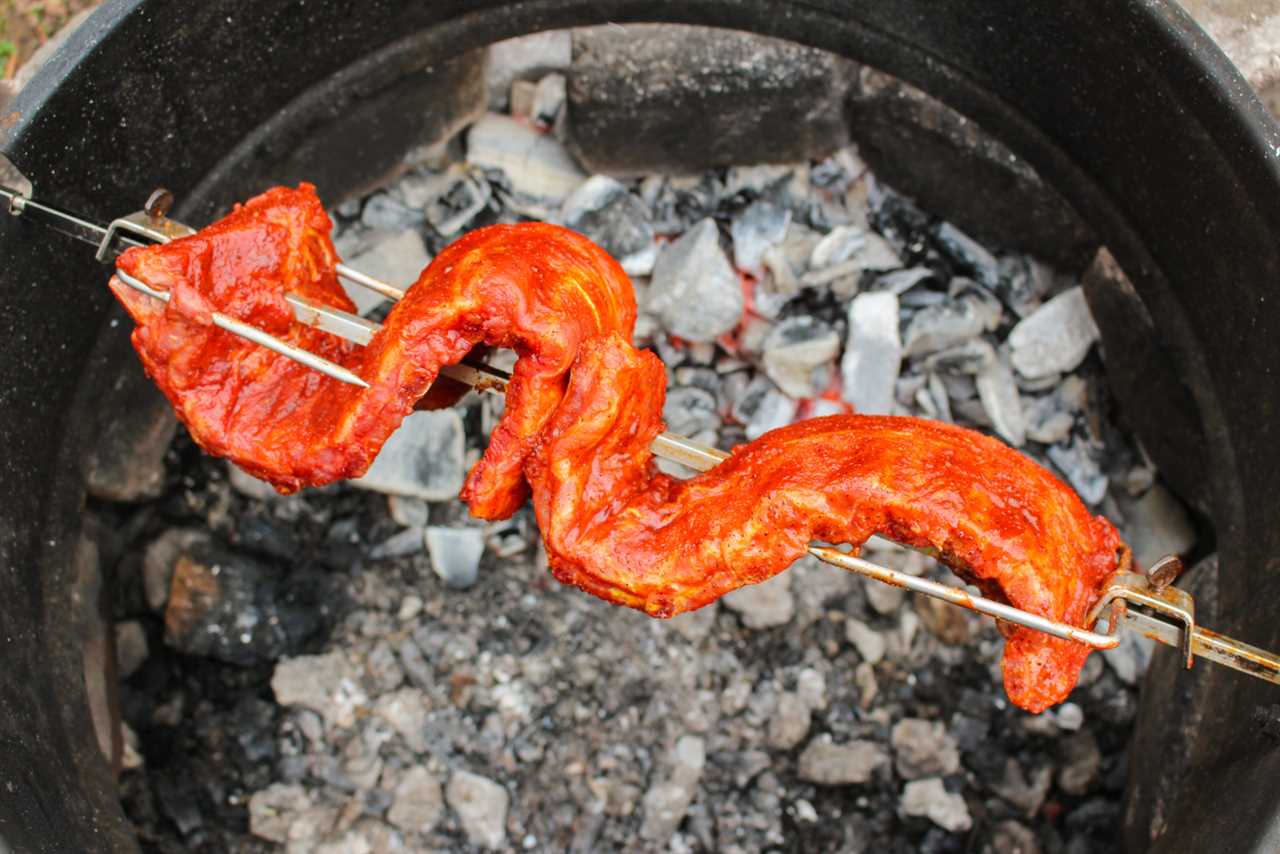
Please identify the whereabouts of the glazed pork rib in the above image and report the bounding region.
[108,184,1126,712]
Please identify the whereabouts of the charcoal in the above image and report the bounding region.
[940,372,977,401]
[726,162,810,203]
[388,495,430,528]
[467,113,586,202]
[989,821,1042,854]
[1117,483,1196,567]
[375,688,429,753]
[1057,730,1102,796]
[353,409,465,501]
[932,222,1000,288]
[897,372,928,409]
[846,619,887,664]
[892,719,961,780]
[1008,286,1100,379]
[163,541,293,666]
[723,573,794,629]
[899,778,971,833]
[990,759,1054,818]
[561,175,657,275]
[849,69,1095,268]
[345,230,431,315]
[367,527,426,560]
[811,146,867,192]
[903,296,995,357]
[841,291,902,415]
[798,736,890,785]
[566,25,856,174]
[226,463,283,502]
[640,736,705,843]
[1057,702,1085,732]
[1023,394,1075,445]
[735,377,798,441]
[388,766,444,834]
[648,219,744,342]
[1101,631,1156,687]
[485,31,572,111]
[448,770,510,849]
[976,354,1027,446]
[915,372,953,422]
[996,254,1057,319]
[761,316,840,398]
[272,650,366,729]
[858,232,904,271]
[143,528,211,613]
[763,222,822,295]
[663,386,721,437]
[672,366,720,395]
[360,192,422,232]
[531,72,566,126]
[509,79,537,119]
[425,526,485,589]
[1047,438,1109,505]
[874,266,936,294]
[768,693,812,749]
[809,224,866,270]
[731,201,792,275]
[422,167,492,237]
[115,621,149,679]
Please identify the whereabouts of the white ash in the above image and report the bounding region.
[561,175,657,276]
[353,409,465,501]
[761,316,840,398]
[1008,286,1100,379]
[466,113,586,204]
[722,572,795,629]
[425,526,485,590]
[731,201,792,275]
[360,192,423,232]
[976,353,1027,446]
[648,218,744,342]
[798,736,890,785]
[891,718,962,780]
[446,770,509,849]
[842,291,902,415]
[900,777,972,833]
[1118,482,1197,568]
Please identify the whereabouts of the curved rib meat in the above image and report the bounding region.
[108,184,1125,711]
[110,184,636,518]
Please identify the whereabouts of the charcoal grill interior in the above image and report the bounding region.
[2,1,1280,852]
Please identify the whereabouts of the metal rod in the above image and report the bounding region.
[335,263,406,301]
[114,270,369,388]
[3,185,148,251]
[1122,609,1280,684]
[811,545,1121,648]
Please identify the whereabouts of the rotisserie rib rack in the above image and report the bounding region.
[6,182,1278,688]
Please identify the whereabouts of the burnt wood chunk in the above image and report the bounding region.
[565,24,857,175]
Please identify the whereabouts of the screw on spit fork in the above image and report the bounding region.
[144,188,175,220]
[1146,555,1185,592]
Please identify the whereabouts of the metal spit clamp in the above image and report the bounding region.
[1086,556,1280,684]
[94,189,194,261]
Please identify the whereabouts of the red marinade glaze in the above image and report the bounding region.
[108,184,1126,712]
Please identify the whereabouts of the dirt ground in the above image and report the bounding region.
[0,0,95,78]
